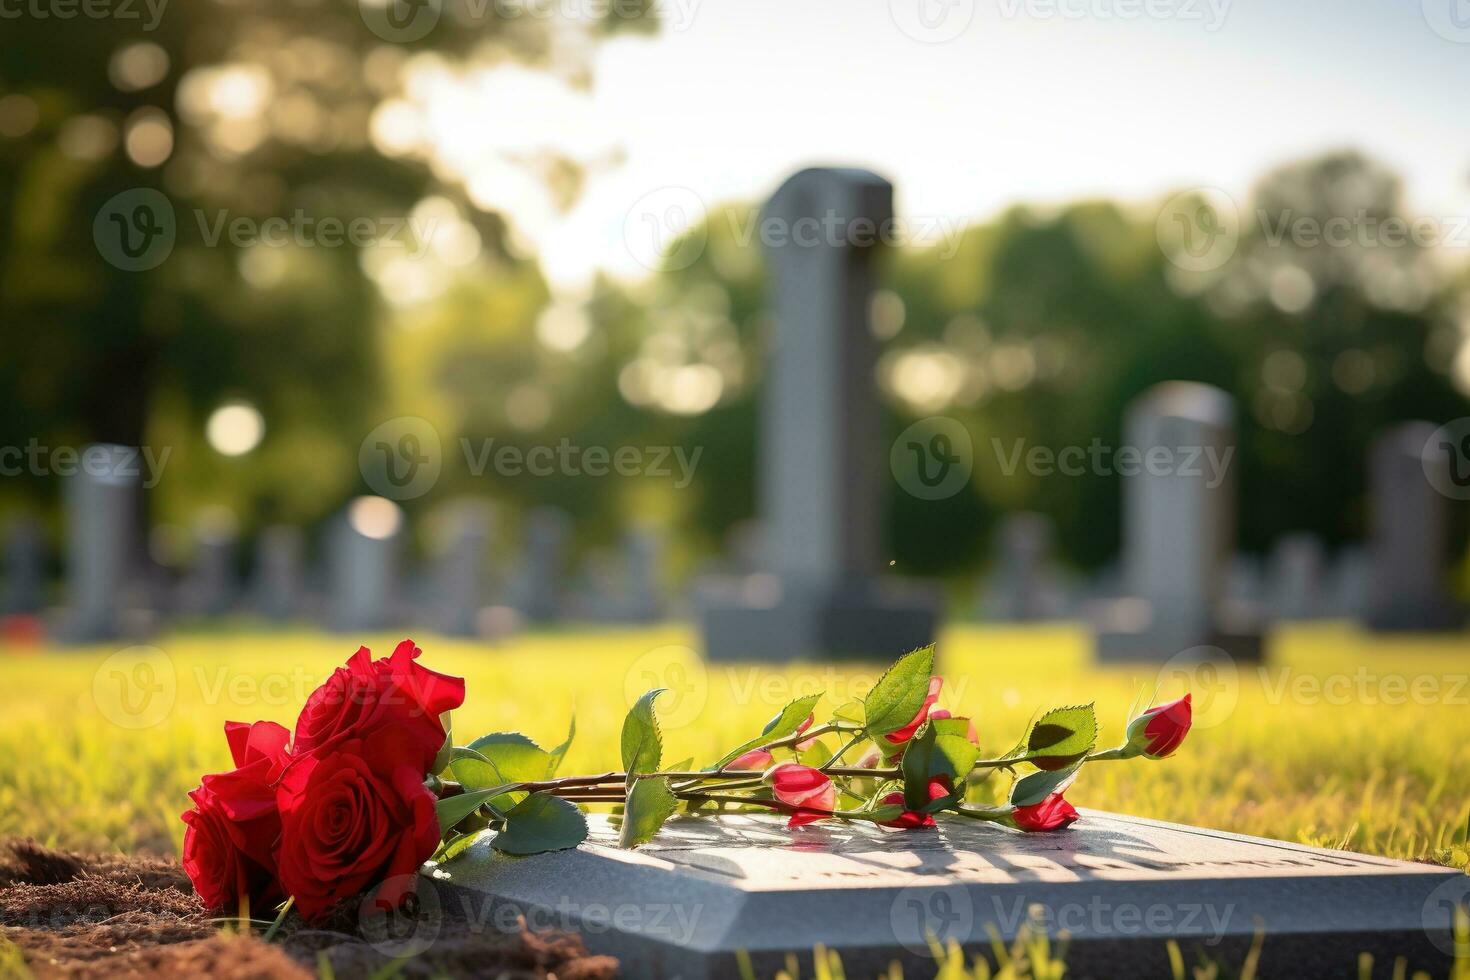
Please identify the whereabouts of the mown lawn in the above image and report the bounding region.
[0,621,1467,874]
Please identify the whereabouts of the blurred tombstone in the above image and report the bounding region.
[1327,545,1371,619]
[434,503,493,637]
[577,527,667,623]
[1095,383,1262,662]
[327,496,403,632]
[59,444,145,642]
[1264,534,1327,622]
[176,513,239,618]
[1364,423,1462,631]
[2,518,46,615]
[698,168,937,660]
[251,525,306,622]
[510,507,570,623]
[976,513,1067,621]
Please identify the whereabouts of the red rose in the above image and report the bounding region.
[876,776,951,830]
[1013,793,1080,832]
[883,676,943,745]
[181,720,291,912]
[275,726,441,922]
[1126,694,1192,759]
[729,748,775,770]
[293,639,465,773]
[767,763,837,828]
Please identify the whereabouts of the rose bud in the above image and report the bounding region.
[729,748,775,770]
[275,726,442,922]
[854,747,883,769]
[876,775,951,829]
[1012,793,1080,832]
[293,639,465,774]
[927,709,979,745]
[181,720,292,912]
[1125,694,1192,759]
[883,677,943,746]
[794,713,817,752]
[766,763,837,827]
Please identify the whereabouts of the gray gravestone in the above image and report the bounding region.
[177,516,238,617]
[1096,383,1262,662]
[1264,533,1327,622]
[1364,423,1462,631]
[251,525,305,622]
[578,527,667,623]
[2,518,46,614]
[1327,545,1370,619]
[59,444,141,642]
[327,499,402,632]
[511,507,570,623]
[977,512,1066,621]
[434,504,492,637]
[698,168,937,660]
[433,812,1463,980]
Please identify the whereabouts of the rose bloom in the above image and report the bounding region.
[876,776,952,829]
[1126,694,1192,759]
[293,638,465,773]
[883,677,943,745]
[767,763,837,827]
[181,720,292,912]
[275,726,441,922]
[1012,793,1080,832]
[729,748,775,770]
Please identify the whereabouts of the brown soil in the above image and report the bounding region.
[0,839,618,979]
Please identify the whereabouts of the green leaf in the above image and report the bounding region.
[620,777,679,849]
[1024,704,1097,771]
[467,733,555,783]
[714,693,823,768]
[621,690,664,785]
[435,829,487,865]
[435,784,515,835]
[431,712,454,776]
[832,700,865,724]
[446,746,505,791]
[863,646,935,737]
[900,722,978,811]
[547,714,576,776]
[1009,760,1083,808]
[492,795,589,856]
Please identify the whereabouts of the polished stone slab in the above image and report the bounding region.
[431,810,1464,979]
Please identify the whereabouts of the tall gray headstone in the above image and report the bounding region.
[977,512,1066,621]
[1096,383,1261,661]
[1364,423,1462,631]
[434,504,492,636]
[327,498,402,632]
[252,525,306,622]
[2,518,46,615]
[1265,533,1327,622]
[511,507,570,623]
[1327,544,1370,619]
[59,444,141,642]
[577,527,667,623]
[699,168,937,660]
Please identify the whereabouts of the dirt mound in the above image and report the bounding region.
[0,839,618,979]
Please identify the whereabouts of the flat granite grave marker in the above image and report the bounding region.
[697,168,937,660]
[434,812,1463,980]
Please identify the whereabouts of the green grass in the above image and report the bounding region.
[0,622,1467,870]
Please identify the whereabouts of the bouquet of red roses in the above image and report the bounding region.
[182,641,1191,922]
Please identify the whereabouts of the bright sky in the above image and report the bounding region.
[453,0,1470,290]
